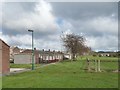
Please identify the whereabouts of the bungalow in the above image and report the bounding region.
[14,53,33,64]
[14,48,64,64]
[39,49,63,63]
[0,39,10,74]
[14,48,39,64]
[95,51,118,57]
[10,46,20,62]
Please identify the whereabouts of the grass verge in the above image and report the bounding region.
[3,58,118,88]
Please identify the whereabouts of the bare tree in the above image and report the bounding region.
[61,33,90,60]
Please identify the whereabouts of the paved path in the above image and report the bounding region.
[10,68,28,72]
[10,68,30,73]
[9,62,58,75]
[9,68,31,75]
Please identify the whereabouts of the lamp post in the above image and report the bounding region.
[28,29,34,70]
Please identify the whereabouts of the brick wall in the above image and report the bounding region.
[0,39,10,74]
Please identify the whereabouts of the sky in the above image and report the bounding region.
[0,0,119,51]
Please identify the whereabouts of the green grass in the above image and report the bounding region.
[0,76,2,89]
[78,55,118,61]
[2,57,118,88]
[10,64,41,69]
[77,56,118,72]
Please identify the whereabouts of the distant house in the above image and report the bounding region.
[39,49,63,63]
[93,51,118,57]
[10,46,20,54]
[0,39,10,74]
[14,53,33,64]
[10,46,20,61]
[14,49,63,64]
[14,48,39,64]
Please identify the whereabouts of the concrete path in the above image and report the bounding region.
[9,68,31,75]
[10,68,30,72]
[9,62,58,75]
[10,68,27,72]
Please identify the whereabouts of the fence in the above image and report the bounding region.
[83,58,119,72]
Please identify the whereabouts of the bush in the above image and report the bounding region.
[118,54,120,57]
[113,55,117,57]
[93,54,96,57]
[99,54,102,57]
[109,55,111,57]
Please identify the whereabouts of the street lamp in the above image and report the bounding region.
[28,29,34,70]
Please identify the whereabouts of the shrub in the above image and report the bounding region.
[99,54,102,57]
[93,54,96,57]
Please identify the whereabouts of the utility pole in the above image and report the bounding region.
[28,29,34,70]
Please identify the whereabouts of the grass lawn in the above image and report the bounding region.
[0,76,1,89]
[2,57,118,88]
[77,56,118,72]
[78,55,118,61]
[10,64,41,69]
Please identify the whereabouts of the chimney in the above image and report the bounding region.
[34,48,36,50]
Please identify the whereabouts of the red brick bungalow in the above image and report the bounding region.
[0,39,10,74]
[21,48,40,64]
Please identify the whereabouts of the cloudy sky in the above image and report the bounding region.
[0,0,119,51]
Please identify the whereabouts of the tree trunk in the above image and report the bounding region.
[72,53,76,61]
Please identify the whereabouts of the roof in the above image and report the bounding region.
[40,51,63,54]
[14,53,31,55]
[10,46,19,50]
[21,49,33,53]
[0,38,10,47]
[21,49,41,54]
[97,51,117,53]
[21,49,63,55]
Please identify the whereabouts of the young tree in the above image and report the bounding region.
[61,33,90,60]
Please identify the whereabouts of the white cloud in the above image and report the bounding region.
[1,0,119,2]
[57,19,74,33]
[1,32,62,50]
[88,17,118,35]
[30,0,57,30]
[0,32,2,39]
[58,16,118,51]
[1,2,118,51]
[86,35,118,51]
[3,0,57,34]
[46,0,119,2]
[62,29,72,35]
[1,34,31,46]
[0,3,2,31]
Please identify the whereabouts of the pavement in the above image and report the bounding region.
[9,68,31,75]
[10,68,27,72]
[10,68,30,72]
[9,62,58,75]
